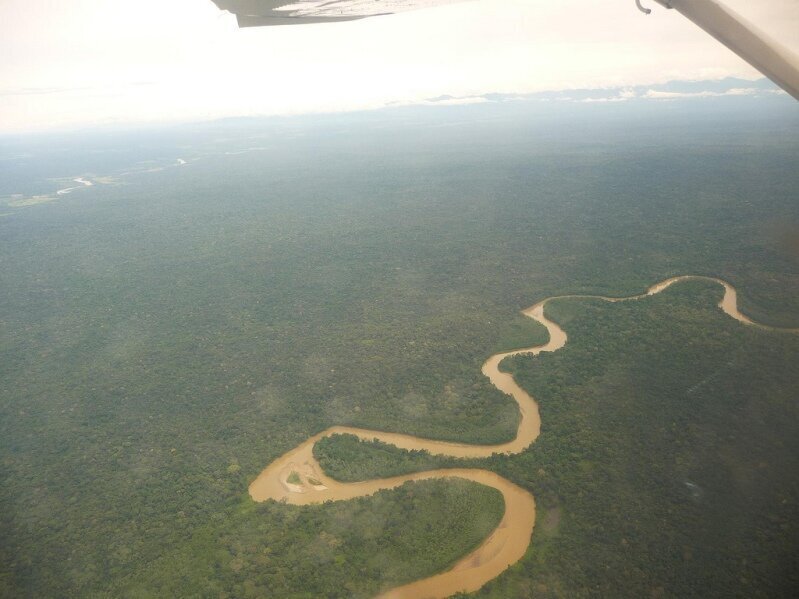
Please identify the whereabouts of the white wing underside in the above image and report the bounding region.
[212,0,472,26]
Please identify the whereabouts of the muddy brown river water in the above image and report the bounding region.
[248,276,796,598]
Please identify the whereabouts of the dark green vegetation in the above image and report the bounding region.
[1,99,798,597]
[491,280,799,598]
[113,479,503,599]
[315,434,460,482]
[317,280,799,596]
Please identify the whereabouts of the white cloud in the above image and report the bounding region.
[580,96,630,103]
[642,87,759,99]
[419,96,491,106]
[0,0,797,132]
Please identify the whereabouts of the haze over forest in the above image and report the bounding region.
[1,88,798,597]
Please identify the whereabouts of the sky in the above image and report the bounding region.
[1,0,797,133]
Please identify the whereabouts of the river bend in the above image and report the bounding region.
[249,275,797,598]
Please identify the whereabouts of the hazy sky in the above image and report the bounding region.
[1,0,797,133]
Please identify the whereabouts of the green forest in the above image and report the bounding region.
[316,280,799,596]
[1,104,798,597]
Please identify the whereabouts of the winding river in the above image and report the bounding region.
[249,276,797,598]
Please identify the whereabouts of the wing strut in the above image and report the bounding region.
[646,0,799,100]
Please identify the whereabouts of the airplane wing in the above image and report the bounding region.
[210,0,799,101]
[210,1,472,27]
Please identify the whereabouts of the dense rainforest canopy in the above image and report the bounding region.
[1,97,798,597]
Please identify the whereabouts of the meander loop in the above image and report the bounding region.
[248,276,797,599]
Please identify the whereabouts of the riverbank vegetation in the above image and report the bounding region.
[317,279,799,596]
[1,105,797,596]
[110,479,503,599]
